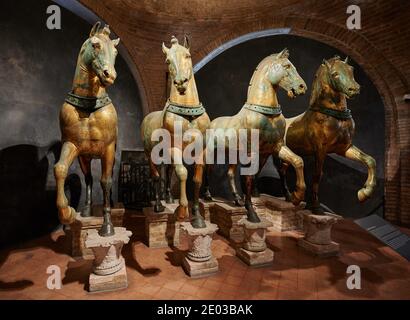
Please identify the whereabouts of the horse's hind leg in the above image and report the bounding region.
[99,142,116,237]
[192,162,206,228]
[149,159,165,212]
[341,145,376,202]
[273,157,292,202]
[276,145,306,205]
[54,141,78,224]
[79,156,92,217]
[203,164,213,201]
[170,147,189,221]
[165,164,174,204]
[227,164,243,206]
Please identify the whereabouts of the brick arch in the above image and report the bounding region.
[194,17,405,224]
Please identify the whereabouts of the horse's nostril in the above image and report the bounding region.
[103,70,110,78]
[299,84,305,89]
[183,78,188,83]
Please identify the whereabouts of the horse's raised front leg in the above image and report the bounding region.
[165,164,174,204]
[277,145,305,205]
[203,164,213,201]
[54,141,78,225]
[99,142,116,237]
[273,157,292,202]
[170,147,189,221]
[192,162,206,228]
[79,156,92,217]
[342,145,376,202]
[227,164,243,206]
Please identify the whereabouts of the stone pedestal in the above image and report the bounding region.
[236,217,274,267]
[298,212,342,257]
[70,203,125,258]
[252,194,305,231]
[143,201,180,248]
[181,221,219,278]
[208,198,247,244]
[85,227,132,292]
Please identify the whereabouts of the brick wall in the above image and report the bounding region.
[79,0,410,225]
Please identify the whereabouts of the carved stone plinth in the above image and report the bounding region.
[298,212,342,257]
[207,198,247,244]
[85,227,132,292]
[236,217,274,267]
[252,194,305,231]
[70,203,125,258]
[143,201,180,248]
[181,221,219,278]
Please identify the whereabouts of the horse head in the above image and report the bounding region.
[162,35,192,95]
[79,22,120,87]
[268,48,307,98]
[322,56,360,98]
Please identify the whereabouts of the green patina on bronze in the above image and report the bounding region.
[65,91,112,111]
[244,103,282,115]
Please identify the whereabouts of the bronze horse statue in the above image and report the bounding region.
[276,56,376,213]
[141,36,211,228]
[204,49,307,222]
[54,22,120,236]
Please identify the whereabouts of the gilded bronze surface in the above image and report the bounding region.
[54,22,120,236]
[204,49,307,222]
[141,36,210,228]
[278,56,376,213]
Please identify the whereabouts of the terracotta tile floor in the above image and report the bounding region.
[0,212,409,300]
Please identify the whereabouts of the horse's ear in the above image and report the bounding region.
[344,56,349,64]
[183,34,190,50]
[90,22,101,37]
[162,42,169,55]
[112,38,120,47]
[278,48,289,59]
[322,58,332,70]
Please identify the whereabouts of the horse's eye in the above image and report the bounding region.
[186,54,191,59]
[284,64,291,69]
[92,42,101,50]
[165,59,170,64]
[332,71,339,78]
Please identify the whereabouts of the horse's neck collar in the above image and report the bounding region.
[165,99,206,117]
[244,102,282,116]
[65,91,111,112]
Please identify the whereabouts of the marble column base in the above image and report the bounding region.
[236,217,274,267]
[181,221,219,278]
[298,212,341,257]
[85,227,132,293]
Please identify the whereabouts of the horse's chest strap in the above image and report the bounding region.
[65,92,112,111]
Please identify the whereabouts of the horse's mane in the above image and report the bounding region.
[249,54,277,86]
[309,57,339,107]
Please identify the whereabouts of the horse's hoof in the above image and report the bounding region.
[203,191,213,202]
[58,206,76,225]
[358,186,373,202]
[308,205,325,215]
[165,194,174,204]
[175,205,189,221]
[81,205,92,217]
[154,202,165,212]
[284,191,292,202]
[99,222,115,237]
[234,197,244,207]
[191,215,206,229]
[247,211,261,223]
[291,192,304,206]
